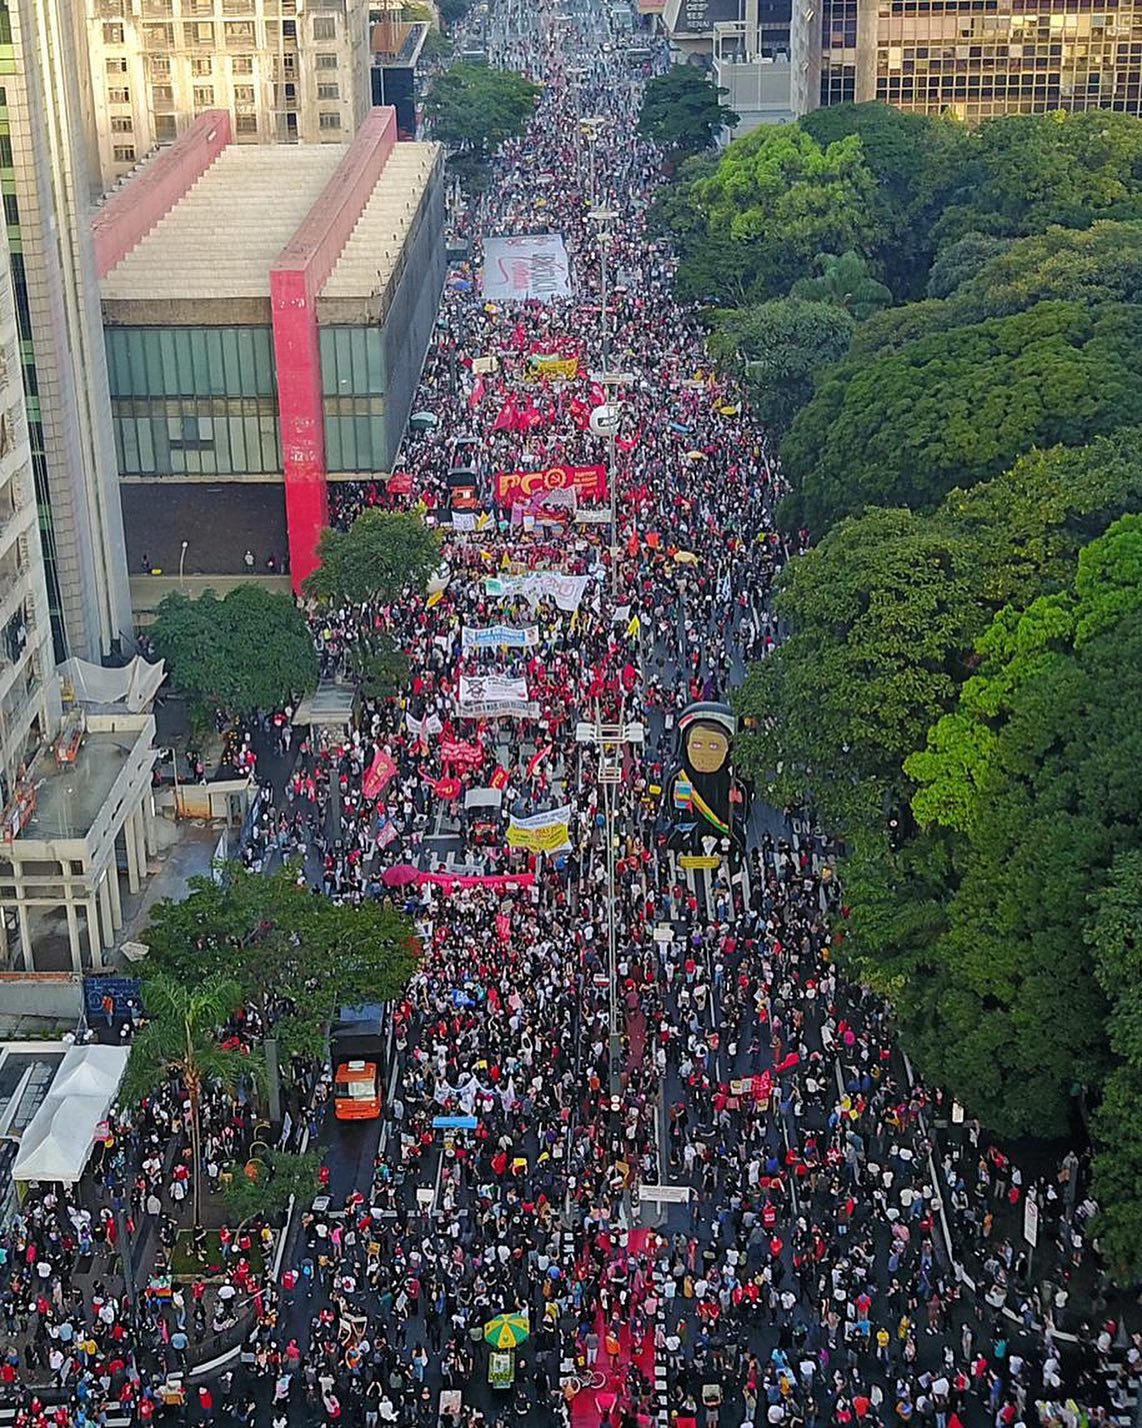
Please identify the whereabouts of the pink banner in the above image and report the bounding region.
[440,738,485,767]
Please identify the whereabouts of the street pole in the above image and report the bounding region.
[608,429,618,601]
[575,713,646,1108]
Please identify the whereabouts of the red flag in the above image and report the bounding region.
[363,749,398,800]
[490,765,510,790]
[527,744,552,780]
[430,776,462,800]
[495,912,511,944]
[492,397,516,433]
[468,374,487,410]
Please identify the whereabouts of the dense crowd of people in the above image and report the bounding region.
[0,0,1134,1426]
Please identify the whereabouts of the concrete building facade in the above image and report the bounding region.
[0,0,134,663]
[84,0,372,193]
[93,108,446,602]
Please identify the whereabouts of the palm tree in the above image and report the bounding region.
[791,251,893,322]
[123,973,262,1227]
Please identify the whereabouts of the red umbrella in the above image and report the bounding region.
[381,864,420,889]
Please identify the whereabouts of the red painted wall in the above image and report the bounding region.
[270,107,399,590]
[92,111,231,279]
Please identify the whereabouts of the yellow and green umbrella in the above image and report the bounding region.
[484,1312,530,1349]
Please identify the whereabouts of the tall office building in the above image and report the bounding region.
[804,0,1142,117]
[84,0,372,193]
[0,221,61,829]
[0,0,134,662]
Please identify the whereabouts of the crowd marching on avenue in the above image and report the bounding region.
[0,2,1134,1428]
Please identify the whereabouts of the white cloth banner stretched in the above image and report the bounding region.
[485,573,590,612]
[462,625,541,651]
[481,234,572,302]
[459,675,530,709]
[406,711,444,737]
[460,701,541,720]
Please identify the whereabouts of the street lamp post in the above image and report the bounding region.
[588,207,617,373]
[576,713,645,1107]
[179,539,189,588]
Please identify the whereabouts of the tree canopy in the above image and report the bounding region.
[637,68,738,155]
[304,509,441,606]
[141,864,420,1061]
[671,127,883,303]
[780,301,1142,532]
[423,62,540,157]
[706,298,854,434]
[150,585,317,721]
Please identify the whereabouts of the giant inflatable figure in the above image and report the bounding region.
[661,701,750,858]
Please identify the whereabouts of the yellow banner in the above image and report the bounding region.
[506,822,571,852]
[679,854,721,870]
[524,355,579,382]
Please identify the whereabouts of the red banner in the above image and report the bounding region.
[363,750,398,800]
[430,776,462,800]
[494,464,607,506]
[439,738,484,767]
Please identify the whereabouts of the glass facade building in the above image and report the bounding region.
[813,0,1142,116]
[106,325,280,476]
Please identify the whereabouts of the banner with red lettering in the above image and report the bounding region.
[494,464,607,506]
[363,749,398,800]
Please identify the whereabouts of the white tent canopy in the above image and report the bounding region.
[57,655,165,713]
[12,1045,129,1184]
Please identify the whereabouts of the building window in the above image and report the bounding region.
[106,57,129,75]
[103,23,125,43]
[148,55,171,77]
[232,54,254,74]
[2,195,18,226]
[233,85,254,103]
[315,52,339,69]
[152,84,174,104]
[318,111,341,130]
[142,23,175,47]
[234,113,258,134]
[107,86,131,104]
[317,82,340,100]
[283,19,297,39]
[189,21,215,44]
[193,86,214,107]
[111,115,133,133]
[225,21,256,45]
[192,57,213,76]
[113,145,136,163]
[313,15,337,38]
[155,115,177,141]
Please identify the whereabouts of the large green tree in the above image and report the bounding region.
[706,298,854,433]
[150,586,317,721]
[1086,852,1142,1280]
[142,865,419,1061]
[790,250,893,322]
[934,110,1142,247]
[304,509,441,606]
[799,101,970,297]
[780,300,1142,531]
[734,506,984,829]
[424,62,540,157]
[893,520,1142,1135]
[637,67,738,155]
[669,126,883,303]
